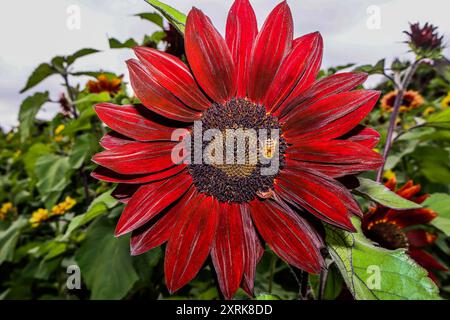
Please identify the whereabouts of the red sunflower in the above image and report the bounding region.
[92,0,383,299]
[362,177,448,282]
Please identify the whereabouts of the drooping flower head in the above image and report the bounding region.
[162,24,185,58]
[380,90,424,113]
[362,177,447,282]
[58,93,72,117]
[404,22,444,59]
[92,0,383,299]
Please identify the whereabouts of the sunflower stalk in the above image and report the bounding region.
[61,71,91,205]
[376,58,423,182]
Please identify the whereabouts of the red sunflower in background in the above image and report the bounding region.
[92,0,383,299]
[362,177,448,282]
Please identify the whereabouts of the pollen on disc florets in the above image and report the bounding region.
[188,98,286,203]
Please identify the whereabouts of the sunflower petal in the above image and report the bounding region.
[134,47,210,111]
[249,199,324,273]
[130,187,195,255]
[111,184,140,204]
[115,172,192,236]
[127,59,202,122]
[283,90,380,140]
[91,164,187,184]
[95,103,177,141]
[226,0,258,97]
[286,140,383,177]
[266,32,323,113]
[165,192,219,293]
[275,168,357,231]
[92,141,178,175]
[247,1,293,103]
[240,203,264,297]
[185,8,236,103]
[211,202,245,299]
[278,72,368,119]
[340,125,381,149]
[99,133,132,150]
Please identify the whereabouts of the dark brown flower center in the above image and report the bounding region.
[188,98,286,203]
[365,221,409,250]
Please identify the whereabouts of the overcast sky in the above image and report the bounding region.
[1,0,450,130]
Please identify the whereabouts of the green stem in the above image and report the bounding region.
[376,59,423,182]
[268,254,277,294]
[61,72,91,206]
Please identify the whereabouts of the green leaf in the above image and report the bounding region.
[68,133,98,169]
[355,178,422,209]
[23,143,53,178]
[145,0,186,33]
[353,59,385,75]
[423,193,450,235]
[135,12,164,28]
[67,48,99,65]
[255,294,281,300]
[62,190,117,239]
[0,218,28,265]
[70,71,116,78]
[34,154,71,208]
[309,265,343,300]
[50,56,65,74]
[108,37,138,49]
[20,64,55,93]
[143,31,166,46]
[18,92,50,142]
[75,217,138,299]
[326,220,440,300]
[411,146,450,184]
[425,108,450,129]
[63,106,97,136]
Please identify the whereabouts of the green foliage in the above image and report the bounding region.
[424,194,450,235]
[0,218,27,265]
[75,217,139,299]
[66,48,100,65]
[355,178,422,209]
[145,0,186,33]
[18,92,49,142]
[109,37,139,49]
[326,220,440,300]
[20,64,55,93]
[135,12,164,28]
[353,59,386,75]
[63,190,117,240]
[35,154,72,208]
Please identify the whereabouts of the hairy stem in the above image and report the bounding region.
[376,59,422,182]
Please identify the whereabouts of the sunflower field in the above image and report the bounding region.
[1,0,450,301]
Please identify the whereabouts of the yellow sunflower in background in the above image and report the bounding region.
[422,106,436,117]
[381,90,424,113]
[29,197,77,228]
[441,92,450,109]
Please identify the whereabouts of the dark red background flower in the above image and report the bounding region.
[362,177,447,282]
